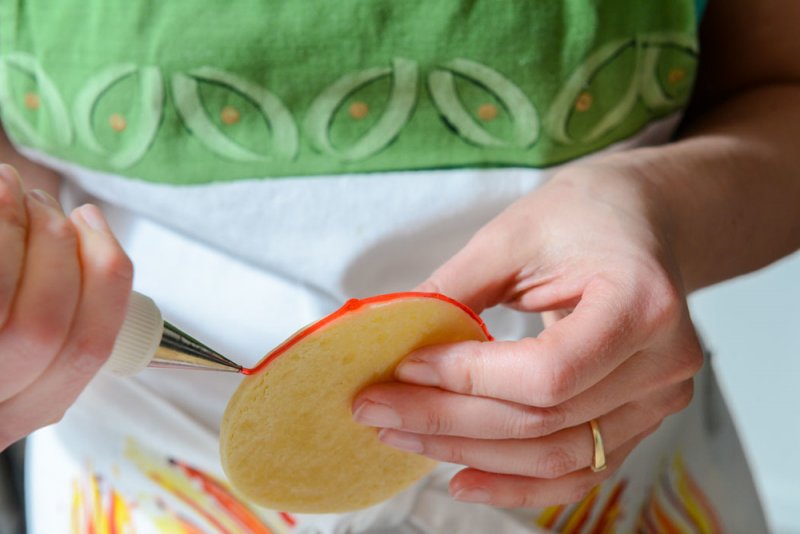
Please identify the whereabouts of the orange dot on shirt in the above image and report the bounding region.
[24,92,40,110]
[575,92,593,112]
[221,106,241,125]
[109,113,127,132]
[349,101,369,120]
[668,68,686,85]
[477,103,498,122]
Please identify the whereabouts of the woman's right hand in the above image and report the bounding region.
[0,164,133,451]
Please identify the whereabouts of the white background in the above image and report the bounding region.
[690,251,800,533]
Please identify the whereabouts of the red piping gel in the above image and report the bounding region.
[241,292,491,375]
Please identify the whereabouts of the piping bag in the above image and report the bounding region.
[103,291,243,375]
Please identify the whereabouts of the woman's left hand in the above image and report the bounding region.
[352,161,704,508]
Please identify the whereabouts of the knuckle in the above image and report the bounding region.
[667,380,695,414]
[93,247,134,285]
[680,341,705,377]
[514,490,540,509]
[425,409,452,435]
[538,405,568,435]
[663,337,704,384]
[536,444,578,479]
[67,333,113,375]
[452,361,477,397]
[535,361,579,407]
[43,410,66,428]
[510,406,565,438]
[507,412,542,439]
[441,441,466,466]
[19,320,64,354]
[448,342,485,396]
[642,274,684,333]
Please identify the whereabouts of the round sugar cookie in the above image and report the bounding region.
[220,292,491,513]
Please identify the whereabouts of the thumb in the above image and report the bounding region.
[414,228,519,314]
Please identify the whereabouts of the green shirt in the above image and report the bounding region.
[0,1,699,184]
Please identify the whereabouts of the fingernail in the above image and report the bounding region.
[353,401,402,428]
[396,362,439,387]
[378,430,424,453]
[27,189,60,209]
[0,164,20,184]
[76,205,109,233]
[453,488,491,503]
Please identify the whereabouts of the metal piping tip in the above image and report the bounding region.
[151,321,243,373]
[105,292,245,376]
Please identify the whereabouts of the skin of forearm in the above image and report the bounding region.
[603,84,800,293]
[0,127,60,195]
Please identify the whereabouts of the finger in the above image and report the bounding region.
[414,225,519,314]
[359,357,695,441]
[0,190,81,402]
[448,426,656,509]
[398,277,660,406]
[377,425,590,480]
[354,383,559,439]
[0,165,27,328]
[0,205,132,448]
[377,386,690,479]
[541,345,701,435]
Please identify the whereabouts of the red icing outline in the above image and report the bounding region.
[241,292,492,375]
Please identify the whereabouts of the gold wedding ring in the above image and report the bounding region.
[589,419,607,473]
